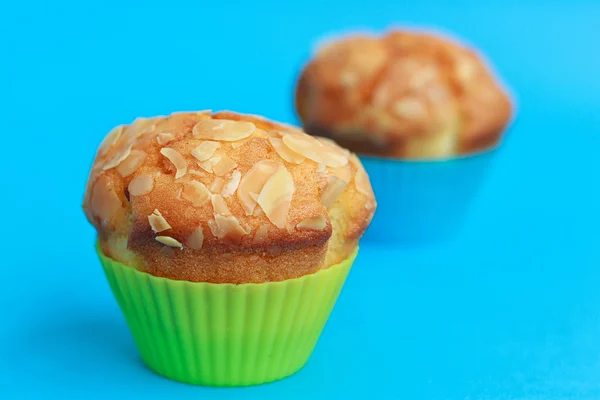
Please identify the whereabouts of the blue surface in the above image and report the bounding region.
[1,0,600,398]
[361,151,495,244]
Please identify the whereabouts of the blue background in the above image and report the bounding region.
[1,0,599,398]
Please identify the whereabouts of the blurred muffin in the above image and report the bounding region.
[295,29,513,160]
[83,111,376,386]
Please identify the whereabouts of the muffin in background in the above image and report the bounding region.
[295,29,513,160]
[295,29,514,242]
[84,111,376,386]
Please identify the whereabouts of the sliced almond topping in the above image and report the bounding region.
[209,214,248,244]
[191,141,221,161]
[182,180,211,207]
[186,226,204,250]
[197,151,222,173]
[237,160,280,215]
[97,125,125,158]
[160,245,175,257]
[128,117,157,139]
[282,134,348,168]
[189,169,206,178]
[316,137,350,168]
[116,149,147,177]
[175,187,182,200]
[231,140,246,149]
[281,134,323,164]
[328,164,353,183]
[192,119,256,141]
[268,137,306,164]
[257,165,295,229]
[160,147,187,179]
[393,98,427,120]
[209,177,225,193]
[321,175,347,209]
[316,163,326,173]
[128,174,154,196]
[91,174,122,223]
[148,209,172,233]
[156,236,183,249]
[354,167,372,196]
[221,170,241,197]
[156,132,175,145]
[212,153,238,176]
[103,143,133,170]
[297,215,327,230]
[252,224,269,244]
[211,194,232,216]
[253,205,265,217]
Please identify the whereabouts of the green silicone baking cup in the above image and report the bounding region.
[97,244,357,387]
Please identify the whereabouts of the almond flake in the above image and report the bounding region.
[189,169,206,178]
[212,153,238,176]
[197,153,222,173]
[128,174,154,196]
[328,164,353,183]
[221,170,241,197]
[116,149,147,177]
[191,141,221,161]
[160,245,175,257]
[97,125,125,158]
[268,137,306,164]
[186,226,204,250]
[156,132,175,145]
[253,206,265,217]
[128,117,157,139]
[156,236,183,249]
[393,98,427,120]
[257,165,295,229]
[211,194,232,216]
[281,134,322,164]
[175,187,183,200]
[282,134,347,168]
[316,137,350,167]
[192,119,256,141]
[209,214,248,244]
[182,180,211,207]
[160,147,188,179]
[316,163,326,173]
[231,140,246,149]
[237,160,280,215]
[354,167,372,196]
[209,177,225,193]
[91,174,122,223]
[321,175,347,208]
[103,143,133,170]
[148,209,171,233]
[252,225,269,244]
[297,215,327,230]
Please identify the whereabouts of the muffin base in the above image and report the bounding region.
[97,243,357,387]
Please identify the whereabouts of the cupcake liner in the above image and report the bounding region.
[97,244,357,387]
[361,150,496,244]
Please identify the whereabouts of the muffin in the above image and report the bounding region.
[295,30,513,242]
[83,110,376,386]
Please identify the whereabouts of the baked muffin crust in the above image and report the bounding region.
[84,111,376,283]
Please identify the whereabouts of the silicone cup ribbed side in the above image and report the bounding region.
[98,245,356,387]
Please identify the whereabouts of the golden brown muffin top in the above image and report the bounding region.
[295,30,513,159]
[83,111,376,284]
